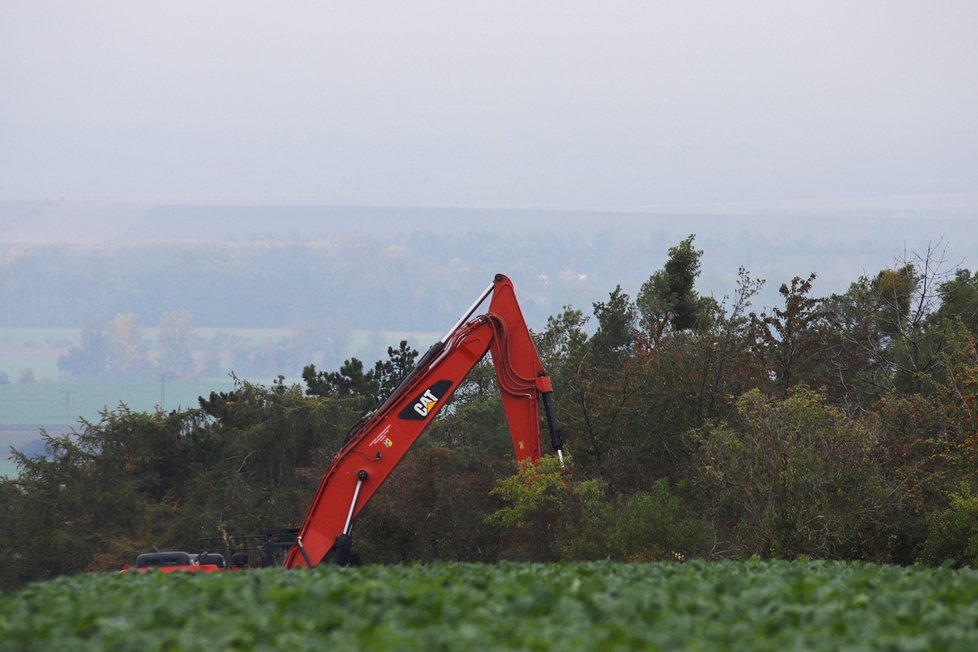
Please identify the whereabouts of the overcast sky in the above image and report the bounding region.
[2,1,976,208]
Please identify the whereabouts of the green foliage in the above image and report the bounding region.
[302,340,420,407]
[0,377,361,589]
[6,561,978,651]
[819,257,957,407]
[11,233,978,591]
[589,285,636,360]
[819,276,892,407]
[355,447,508,564]
[57,322,108,378]
[693,388,905,560]
[556,479,715,563]
[637,234,708,341]
[922,485,978,567]
[487,456,587,561]
[755,273,822,398]
[489,457,582,529]
[533,306,588,374]
[936,268,978,336]
[303,358,378,402]
[488,458,713,562]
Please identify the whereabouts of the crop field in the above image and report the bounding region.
[0,378,244,428]
[3,560,978,651]
[0,325,439,478]
[0,379,242,476]
[0,458,17,478]
[0,327,439,382]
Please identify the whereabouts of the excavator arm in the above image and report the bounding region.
[284,274,563,568]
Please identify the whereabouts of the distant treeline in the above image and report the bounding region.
[0,234,625,330]
[7,214,971,332]
[53,310,355,381]
[6,234,978,589]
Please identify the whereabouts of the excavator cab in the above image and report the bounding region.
[255,528,300,567]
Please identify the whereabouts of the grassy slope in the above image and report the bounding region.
[3,561,978,651]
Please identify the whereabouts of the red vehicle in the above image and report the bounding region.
[129,274,563,571]
[126,551,226,574]
[125,529,301,573]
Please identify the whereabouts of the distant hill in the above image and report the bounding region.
[3,197,978,331]
[4,194,978,244]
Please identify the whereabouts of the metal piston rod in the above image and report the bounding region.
[343,470,369,536]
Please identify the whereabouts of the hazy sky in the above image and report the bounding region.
[2,1,977,208]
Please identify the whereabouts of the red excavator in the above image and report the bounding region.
[128,274,563,572]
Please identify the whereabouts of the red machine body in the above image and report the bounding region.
[123,274,561,572]
[284,273,562,568]
[121,551,227,574]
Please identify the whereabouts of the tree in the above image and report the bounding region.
[57,322,107,377]
[355,447,508,563]
[556,287,648,483]
[873,265,917,337]
[821,242,959,404]
[302,340,420,408]
[488,456,714,562]
[534,306,589,373]
[934,268,978,336]
[372,340,420,400]
[912,330,978,566]
[590,285,637,361]
[157,309,196,378]
[755,273,822,398]
[693,388,907,560]
[0,372,369,590]
[104,313,152,378]
[303,358,377,401]
[637,235,707,345]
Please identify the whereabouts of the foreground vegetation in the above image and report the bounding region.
[3,561,978,651]
[7,235,978,589]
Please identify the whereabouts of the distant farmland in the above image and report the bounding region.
[0,378,243,477]
[0,326,441,478]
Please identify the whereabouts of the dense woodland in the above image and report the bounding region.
[6,235,978,589]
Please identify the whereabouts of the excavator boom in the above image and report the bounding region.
[284,274,562,568]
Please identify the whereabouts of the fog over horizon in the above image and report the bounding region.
[2,1,977,208]
[3,1,978,326]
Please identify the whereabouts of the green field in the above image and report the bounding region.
[0,458,17,478]
[0,378,247,428]
[0,326,439,382]
[2,561,978,651]
[0,378,246,477]
[0,325,440,477]
[0,328,75,380]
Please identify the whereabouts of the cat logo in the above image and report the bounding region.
[398,380,453,421]
[414,389,439,417]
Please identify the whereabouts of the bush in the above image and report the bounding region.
[489,457,714,562]
[692,387,906,560]
[921,485,978,567]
